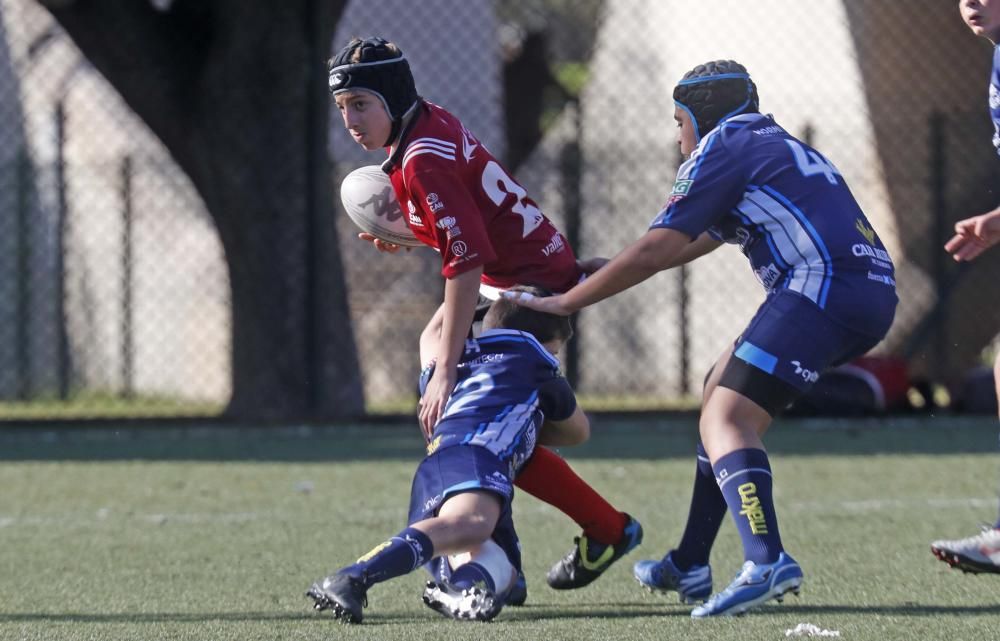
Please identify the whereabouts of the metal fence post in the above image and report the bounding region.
[16,149,31,400]
[55,101,70,400]
[560,99,582,387]
[929,111,948,375]
[121,155,134,399]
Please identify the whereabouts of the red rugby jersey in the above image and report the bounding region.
[382,101,580,293]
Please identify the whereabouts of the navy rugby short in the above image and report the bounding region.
[720,289,886,414]
[407,445,522,574]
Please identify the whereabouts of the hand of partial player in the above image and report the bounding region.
[576,256,609,275]
[419,365,456,439]
[501,290,574,316]
[358,232,412,253]
[944,209,1000,261]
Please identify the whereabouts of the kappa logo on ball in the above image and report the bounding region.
[339,165,421,247]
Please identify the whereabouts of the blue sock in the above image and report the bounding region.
[450,561,496,592]
[341,527,434,587]
[673,442,729,570]
[713,448,784,565]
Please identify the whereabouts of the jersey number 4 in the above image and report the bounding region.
[482,161,544,238]
[786,140,841,185]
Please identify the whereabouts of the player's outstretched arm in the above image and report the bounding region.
[665,232,723,268]
[419,303,446,368]
[539,406,590,446]
[419,267,482,437]
[945,206,1000,261]
[504,227,693,316]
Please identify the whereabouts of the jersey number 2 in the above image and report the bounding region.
[786,140,841,185]
[442,371,495,419]
[482,161,544,238]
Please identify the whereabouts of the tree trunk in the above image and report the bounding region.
[40,0,362,420]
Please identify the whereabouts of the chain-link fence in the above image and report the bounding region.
[1,0,998,420]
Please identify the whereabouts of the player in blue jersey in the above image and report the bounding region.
[929,0,1000,575]
[507,60,898,617]
[306,287,590,623]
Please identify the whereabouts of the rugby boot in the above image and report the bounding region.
[547,514,643,589]
[633,550,712,603]
[306,572,368,624]
[931,527,1000,574]
[691,553,802,618]
[422,580,503,622]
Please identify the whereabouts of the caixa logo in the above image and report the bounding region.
[791,360,819,383]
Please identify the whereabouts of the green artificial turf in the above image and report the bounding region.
[1,415,998,640]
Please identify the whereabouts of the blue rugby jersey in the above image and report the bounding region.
[651,113,897,337]
[990,45,1000,154]
[419,329,577,475]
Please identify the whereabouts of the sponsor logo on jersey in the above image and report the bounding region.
[791,360,820,383]
[426,192,445,213]
[426,435,442,455]
[461,126,478,162]
[737,482,769,535]
[407,201,423,227]
[357,540,392,563]
[436,216,461,238]
[852,243,892,268]
[451,240,468,257]
[541,233,566,257]
[671,179,693,195]
[754,262,782,289]
[855,219,877,245]
[867,271,896,287]
[753,125,785,136]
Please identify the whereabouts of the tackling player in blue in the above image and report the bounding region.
[306,287,590,623]
[506,60,898,617]
[929,0,1000,575]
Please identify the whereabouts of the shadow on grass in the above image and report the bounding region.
[5,601,997,625]
[0,415,995,462]
[0,610,416,624]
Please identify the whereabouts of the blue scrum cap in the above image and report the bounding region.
[673,60,759,144]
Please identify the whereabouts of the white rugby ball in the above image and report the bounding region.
[339,165,421,247]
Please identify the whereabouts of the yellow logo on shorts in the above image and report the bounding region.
[426,436,442,455]
[357,541,391,563]
[737,482,768,535]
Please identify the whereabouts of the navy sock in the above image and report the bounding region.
[450,561,496,592]
[672,442,728,570]
[342,527,434,587]
[713,448,784,565]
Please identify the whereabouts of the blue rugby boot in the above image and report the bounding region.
[691,552,802,618]
[547,514,644,589]
[633,550,712,604]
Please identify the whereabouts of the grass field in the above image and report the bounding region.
[2,415,999,641]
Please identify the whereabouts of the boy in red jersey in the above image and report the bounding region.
[328,36,642,593]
